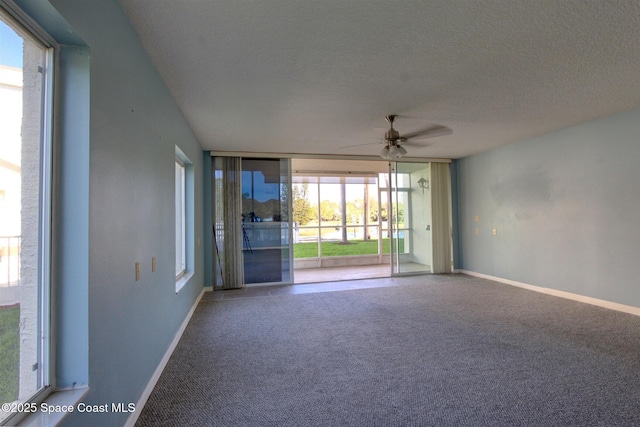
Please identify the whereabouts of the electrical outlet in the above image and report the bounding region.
[492,228,497,236]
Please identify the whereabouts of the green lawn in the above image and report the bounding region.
[294,238,404,258]
[0,305,19,404]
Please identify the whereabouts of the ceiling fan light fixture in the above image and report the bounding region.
[379,143,406,160]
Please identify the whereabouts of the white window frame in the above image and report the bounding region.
[175,158,186,280]
[0,3,55,425]
[175,146,194,292]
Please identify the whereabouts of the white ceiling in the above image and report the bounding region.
[119,0,640,160]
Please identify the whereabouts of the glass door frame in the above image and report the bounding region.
[240,158,294,286]
[212,156,294,287]
[389,161,432,276]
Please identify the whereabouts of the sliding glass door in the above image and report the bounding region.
[213,157,292,288]
[241,159,292,284]
[389,162,433,275]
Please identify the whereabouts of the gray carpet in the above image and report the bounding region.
[136,275,640,426]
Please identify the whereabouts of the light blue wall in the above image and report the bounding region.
[18,1,206,426]
[55,44,90,390]
[457,108,640,308]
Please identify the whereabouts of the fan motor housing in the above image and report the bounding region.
[385,129,400,141]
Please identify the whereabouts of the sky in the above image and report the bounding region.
[0,20,23,68]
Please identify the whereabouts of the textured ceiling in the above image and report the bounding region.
[119,0,640,160]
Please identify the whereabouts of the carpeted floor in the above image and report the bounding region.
[136,274,640,426]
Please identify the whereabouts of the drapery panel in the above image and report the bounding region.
[213,157,245,289]
[431,162,452,273]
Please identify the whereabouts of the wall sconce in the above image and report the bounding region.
[417,177,429,193]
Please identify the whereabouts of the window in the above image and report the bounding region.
[0,6,54,425]
[175,159,186,279]
[175,146,193,292]
[291,175,380,259]
[383,170,411,256]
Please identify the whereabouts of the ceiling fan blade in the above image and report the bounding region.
[401,125,453,141]
[338,141,381,149]
[401,140,442,148]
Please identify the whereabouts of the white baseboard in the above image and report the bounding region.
[125,287,211,427]
[461,270,640,317]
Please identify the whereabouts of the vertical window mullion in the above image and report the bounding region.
[38,45,55,390]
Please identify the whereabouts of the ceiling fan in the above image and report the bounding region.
[378,114,452,159]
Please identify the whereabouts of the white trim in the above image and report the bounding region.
[461,270,640,317]
[175,160,186,281]
[40,43,56,396]
[175,271,194,294]
[124,287,210,427]
[19,387,89,427]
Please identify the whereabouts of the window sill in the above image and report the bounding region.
[18,387,89,427]
[175,271,194,293]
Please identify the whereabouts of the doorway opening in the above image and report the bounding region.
[291,159,435,283]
